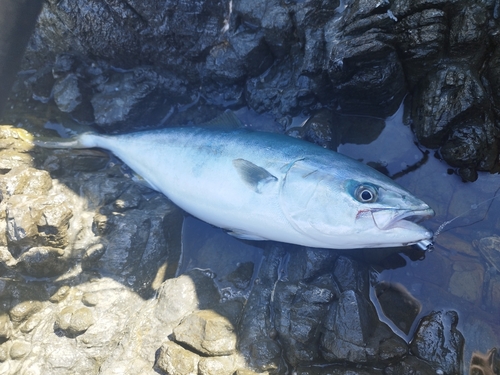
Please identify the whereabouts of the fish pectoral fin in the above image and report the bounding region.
[131,172,157,191]
[233,158,278,194]
[227,229,268,241]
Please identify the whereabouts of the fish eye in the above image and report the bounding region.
[355,184,378,203]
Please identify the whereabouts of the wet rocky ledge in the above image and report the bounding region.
[0,126,482,375]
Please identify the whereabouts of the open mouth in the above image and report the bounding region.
[370,207,435,230]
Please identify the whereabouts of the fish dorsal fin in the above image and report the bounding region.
[202,110,243,129]
[233,158,278,193]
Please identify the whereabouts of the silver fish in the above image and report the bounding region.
[35,124,434,249]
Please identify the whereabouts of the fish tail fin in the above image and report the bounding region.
[33,133,99,149]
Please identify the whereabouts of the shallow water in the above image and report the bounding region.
[178,103,500,374]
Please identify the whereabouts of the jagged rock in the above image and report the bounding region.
[273,274,338,365]
[321,290,378,362]
[237,246,286,372]
[410,310,465,374]
[332,256,368,295]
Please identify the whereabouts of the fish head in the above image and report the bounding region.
[279,158,434,249]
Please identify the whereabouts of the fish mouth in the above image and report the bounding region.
[370,207,435,231]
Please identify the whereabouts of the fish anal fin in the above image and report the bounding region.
[233,158,277,193]
[227,229,268,241]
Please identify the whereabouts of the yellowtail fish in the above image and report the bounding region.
[35,117,434,249]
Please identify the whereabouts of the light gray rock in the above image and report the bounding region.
[55,306,95,337]
[173,310,237,356]
[156,341,200,375]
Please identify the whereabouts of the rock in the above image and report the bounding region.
[205,31,272,84]
[81,243,106,270]
[0,314,12,341]
[475,236,500,273]
[384,355,439,375]
[155,270,220,326]
[198,356,240,375]
[410,310,465,375]
[52,73,82,113]
[485,275,500,313]
[332,256,368,296]
[0,343,8,362]
[0,167,52,197]
[9,340,30,360]
[237,246,286,372]
[91,67,186,130]
[321,290,378,362]
[9,300,43,324]
[173,310,237,356]
[377,336,408,362]
[156,341,200,375]
[17,246,68,278]
[449,4,489,60]
[469,348,499,375]
[395,9,447,82]
[49,285,71,303]
[41,149,110,175]
[448,260,484,303]
[286,109,340,150]
[412,64,487,148]
[273,274,338,365]
[0,247,16,267]
[226,261,255,290]
[55,306,95,337]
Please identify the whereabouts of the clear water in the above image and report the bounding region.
[178,102,500,373]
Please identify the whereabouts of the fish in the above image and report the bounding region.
[34,117,434,249]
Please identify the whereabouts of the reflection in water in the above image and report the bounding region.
[469,348,499,375]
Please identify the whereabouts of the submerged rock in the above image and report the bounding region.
[410,310,465,375]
